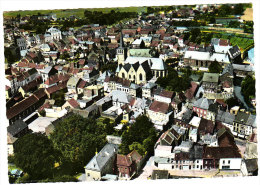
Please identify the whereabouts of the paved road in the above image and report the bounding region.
[234,86,249,110]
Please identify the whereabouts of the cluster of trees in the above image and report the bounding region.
[100,62,117,73]
[4,46,21,64]
[12,133,60,182]
[156,67,191,93]
[11,114,116,183]
[243,21,254,34]
[217,4,247,17]
[241,75,255,104]
[84,10,138,26]
[50,114,108,173]
[119,115,158,156]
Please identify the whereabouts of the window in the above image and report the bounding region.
[139,73,143,81]
[223,160,225,164]
[87,173,90,177]
[172,165,174,169]
[228,160,230,164]
[129,75,131,79]
[122,73,125,78]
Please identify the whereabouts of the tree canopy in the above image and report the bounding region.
[119,115,157,155]
[208,61,223,73]
[13,133,58,180]
[241,75,255,103]
[156,68,191,92]
[50,114,107,173]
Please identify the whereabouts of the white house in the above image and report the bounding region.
[219,158,242,170]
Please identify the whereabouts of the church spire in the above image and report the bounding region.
[120,30,124,48]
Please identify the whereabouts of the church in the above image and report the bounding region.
[115,32,167,85]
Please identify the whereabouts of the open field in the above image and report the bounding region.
[241,8,253,21]
[3,7,146,18]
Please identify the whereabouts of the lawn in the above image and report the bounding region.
[3,7,147,18]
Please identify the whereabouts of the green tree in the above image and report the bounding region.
[129,142,146,156]
[241,75,255,103]
[50,114,107,173]
[208,61,222,73]
[225,97,242,110]
[120,115,157,155]
[51,89,66,107]
[13,133,58,180]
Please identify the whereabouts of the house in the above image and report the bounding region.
[116,154,135,180]
[40,66,57,83]
[7,133,18,156]
[228,45,242,64]
[46,27,62,41]
[7,119,29,138]
[62,98,80,109]
[129,83,141,98]
[28,117,57,134]
[188,116,201,128]
[233,111,256,139]
[83,84,104,101]
[6,90,47,124]
[85,143,119,181]
[185,81,198,101]
[197,118,215,139]
[201,73,220,93]
[203,146,241,170]
[147,101,173,130]
[67,76,80,94]
[153,89,174,104]
[193,97,214,119]
[216,110,235,135]
[142,82,156,99]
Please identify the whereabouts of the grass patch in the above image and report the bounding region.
[4,7,147,18]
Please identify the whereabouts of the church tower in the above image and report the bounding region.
[116,31,127,65]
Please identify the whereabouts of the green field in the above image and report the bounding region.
[3,7,147,18]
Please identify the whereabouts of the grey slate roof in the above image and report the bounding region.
[222,63,233,76]
[7,119,28,136]
[85,143,118,172]
[216,110,235,125]
[202,73,219,83]
[193,97,213,110]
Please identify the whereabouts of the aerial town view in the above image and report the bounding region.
[3,2,257,183]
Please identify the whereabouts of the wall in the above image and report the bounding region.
[219,158,242,170]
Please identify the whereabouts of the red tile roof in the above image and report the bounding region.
[67,98,79,108]
[77,80,87,89]
[185,82,198,100]
[117,154,132,167]
[149,101,170,114]
[203,146,241,159]
[127,150,142,162]
[6,95,39,119]
[159,90,174,99]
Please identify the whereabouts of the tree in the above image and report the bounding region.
[208,61,222,73]
[241,75,255,103]
[129,142,146,156]
[13,133,58,180]
[225,97,242,110]
[120,115,157,155]
[51,89,66,107]
[50,114,107,173]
